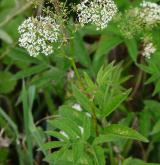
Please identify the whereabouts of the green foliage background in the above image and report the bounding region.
[1,0,160,165]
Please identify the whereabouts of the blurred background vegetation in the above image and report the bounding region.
[1,0,160,164]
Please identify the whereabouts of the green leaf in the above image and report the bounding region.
[26,86,47,155]
[14,64,48,79]
[144,100,160,120]
[93,134,120,145]
[104,124,148,142]
[139,110,151,137]
[0,107,18,136]
[82,116,91,140]
[93,35,123,73]
[73,141,84,164]
[103,89,131,117]
[0,71,17,94]
[94,35,122,62]
[30,67,64,88]
[49,118,81,139]
[21,82,34,165]
[95,146,105,165]
[151,120,160,135]
[123,157,160,165]
[41,141,65,150]
[153,79,160,96]
[91,146,105,165]
[125,38,138,62]
[59,105,84,124]
[44,144,69,163]
[46,131,68,142]
[0,29,13,44]
[145,74,159,85]
[72,85,92,113]
[137,64,154,74]
[8,47,41,64]
[96,65,113,86]
[84,72,96,92]
[74,32,91,67]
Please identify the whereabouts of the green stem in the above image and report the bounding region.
[91,104,99,136]
[70,58,81,83]
[144,141,154,161]
[108,143,115,165]
[52,0,100,137]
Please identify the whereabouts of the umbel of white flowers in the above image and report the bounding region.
[142,42,156,59]
[18,16,60,57]
[77,0,118,30]
[140,1,160,26]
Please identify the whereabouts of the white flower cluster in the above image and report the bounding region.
[77,0,118,30]
[142,42,156,59]
[140,1,160,26]
[18,16,60,57]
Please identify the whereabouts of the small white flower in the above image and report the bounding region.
[142,42,156,59]
[140,1,160,26]
[79,126,84,134]
[59,131,69,139]
[67,70,75,80]
[77,0,118,30]
[72,103,82,111]
[18,16,60,57]
[59,126,84,140]
[72,103,91,117]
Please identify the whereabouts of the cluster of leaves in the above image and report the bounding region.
[42,63,150,165]
[1,0,160,165]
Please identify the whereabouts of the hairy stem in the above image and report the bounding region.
[52,0,99,137]
[92,104,99,136]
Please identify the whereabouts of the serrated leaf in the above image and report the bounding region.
[41,141,65,150]
[93,134,120,145]
[59,105,84,124]
[73,141,84,164]
[84,72,96,92]
[72,85,92,113]
[49,118,81,139]
[104,124,148,142]
[91,146,105,165]
[44,144,69,163]
[103,89,131,117]
[46,131,68,141]
[82,116,91,140]
[95,146,105,165]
